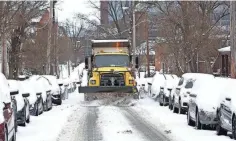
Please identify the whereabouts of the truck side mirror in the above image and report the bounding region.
[135,57,139,68]
[85,57,89,69]
[88,57,92,70]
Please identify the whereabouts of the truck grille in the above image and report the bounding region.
[100,73,125,86]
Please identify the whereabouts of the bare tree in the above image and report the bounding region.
[147,1,229,74]
[7,1,48,78]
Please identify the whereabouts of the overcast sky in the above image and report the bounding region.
[57,0,98,22]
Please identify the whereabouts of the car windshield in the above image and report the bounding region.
[94,55,129,67]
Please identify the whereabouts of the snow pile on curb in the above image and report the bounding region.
[17,91,84,141]
[132,98,233,141]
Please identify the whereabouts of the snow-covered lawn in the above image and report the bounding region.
[17,91,84,141]
[132,98,233,141]
[97,106,145,141]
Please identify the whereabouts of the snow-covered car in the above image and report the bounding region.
[36,76,53,111]
[168,75,180,110]
[216,78,236,138]
[59,78,69,100]
[159,74,179,106]
[0,73,16,141]
[149,73,167,101]
[173,73,214,114]
[42,75,62,105]
[29,75,53,113]
[20,78,41,116]
[8,80,30,127]
[187,77,227,129]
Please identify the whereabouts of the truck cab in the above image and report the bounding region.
[79,39,139,101]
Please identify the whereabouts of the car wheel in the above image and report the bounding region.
[40,99,44,114]
[216,110,227,135]
[178,100,184,114]
[196,111,202,129]
[173,105,179,113]
[232,115,236,139]
[26,114,30,123]
[187,108,194,126]
[21,108,26,126]
[11,128,16,141]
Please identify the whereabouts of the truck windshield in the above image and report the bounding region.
[95,55,129,67]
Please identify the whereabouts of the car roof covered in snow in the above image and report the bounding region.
[0,73,11,103]
[182,73,214,80]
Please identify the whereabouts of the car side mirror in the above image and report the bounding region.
[58,83,63,86]
[10,91,19,96]
[22,93,30,98]
[130,55,132,62]
[135,57,139,69]
[186,91,190,95]
[3,102,11,110]
[226,97,231,101]
[36,92,42,96]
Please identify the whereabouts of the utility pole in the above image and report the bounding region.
[132,1,136,64]
[230,1,236,78]
[46,1,53,75]
[1,1,5,76]
[145,12,150,77]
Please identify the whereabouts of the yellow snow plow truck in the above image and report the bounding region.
[78,39,139,101]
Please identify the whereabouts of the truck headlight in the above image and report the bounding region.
[90,80,96,84]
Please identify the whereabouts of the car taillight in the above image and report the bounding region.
[0,122,5,141]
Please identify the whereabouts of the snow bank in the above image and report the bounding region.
[70,63,85,82]
[17,91,84,141]
[132,98,233,141]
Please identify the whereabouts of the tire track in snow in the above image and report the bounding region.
[121,107,172,141]
[83,107,103,141]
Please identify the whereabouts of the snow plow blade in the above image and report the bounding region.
[78,86,137,93]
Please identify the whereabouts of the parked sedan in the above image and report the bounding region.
[36,76,53,111]
[187,77,227,130]
[42,75,62,105]
[216,78,236,138]
[173,73,214,114]
[29,75,52,114]
[149,73,166,101]
[8,80,30,127]
[23,77,42,116]
[159,74,178,106]
[0,72,16,141]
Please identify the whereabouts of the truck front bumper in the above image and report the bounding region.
[78,86,137,93]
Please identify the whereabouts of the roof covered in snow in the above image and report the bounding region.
[135,40,156,55]
[91,39,129,43]
[218,46,230,52]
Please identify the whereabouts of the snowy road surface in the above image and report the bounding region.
[17,91,235,141]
